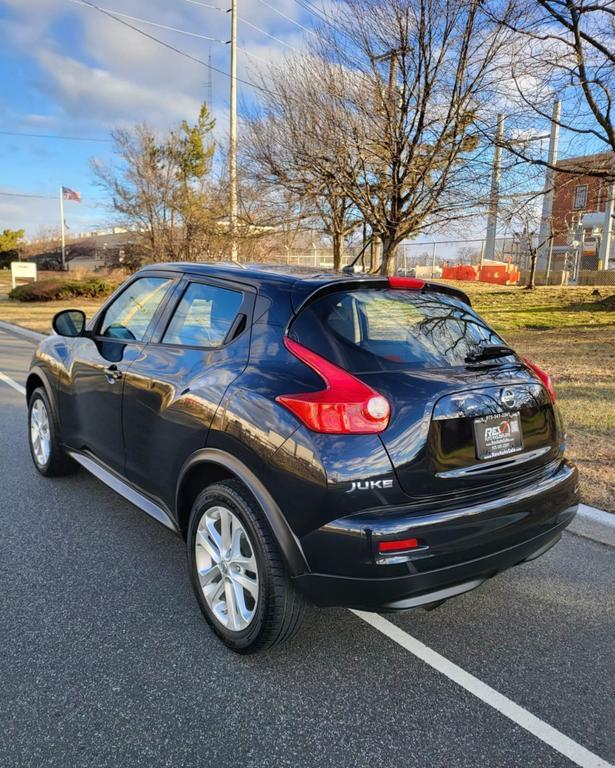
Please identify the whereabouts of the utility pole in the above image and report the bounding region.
[229,0,238,261]
[537,101,561,273]
[484,114,504,262]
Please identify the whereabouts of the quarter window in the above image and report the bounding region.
[99,276,173,341]
[163,283,243,348]
[573,184,588,209]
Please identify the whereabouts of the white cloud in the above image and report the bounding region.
[37,49,203,126]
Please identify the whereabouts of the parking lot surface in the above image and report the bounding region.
[1,327,613,768]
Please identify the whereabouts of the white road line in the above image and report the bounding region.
[351,610,613,768]
[0,370,26,396]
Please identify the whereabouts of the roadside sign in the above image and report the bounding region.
[11,261,37,290]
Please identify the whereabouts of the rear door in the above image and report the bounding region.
[121,276,254,509]
[289,286,561,504]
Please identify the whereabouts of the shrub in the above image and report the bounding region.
[9,277,117,302]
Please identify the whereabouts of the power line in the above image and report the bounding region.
[254,0,317,37]
[0,191,55,199]
[71,0,269,93]
[184,0,227,11]
[183,0,302,52]
[238,17,301,51]
[0,130,111,142]
[83,5,228,43]
[291,0,337,30]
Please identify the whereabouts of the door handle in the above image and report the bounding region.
[104,364,122,383]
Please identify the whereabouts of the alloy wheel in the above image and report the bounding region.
[30,398,51,467]
[194,505,259,632]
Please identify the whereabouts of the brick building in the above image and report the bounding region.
[549,151,614,272]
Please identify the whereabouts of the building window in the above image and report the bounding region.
[574,184,588,209]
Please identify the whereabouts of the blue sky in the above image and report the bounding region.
[0,0,312,236]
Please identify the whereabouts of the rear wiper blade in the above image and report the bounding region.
[465,344,516,363]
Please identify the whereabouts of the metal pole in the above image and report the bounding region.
[484,114,504,262]
[229,0,238,262]
[598,183,614,270]
[537,101,561,273]
[59,187,66,271]
[431,242,436,278]
[478,238,486,270]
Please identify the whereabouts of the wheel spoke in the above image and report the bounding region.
[220,509,232,551]
[224,579,240,630]
[196,529,221,564]
[232,571,258,599]
[198,563,220,587]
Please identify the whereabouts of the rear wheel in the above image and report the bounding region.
[28,387,76,477]
[187,479,305,653]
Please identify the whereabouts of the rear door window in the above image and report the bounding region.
[290,289,505,371]
[162,282,243,348]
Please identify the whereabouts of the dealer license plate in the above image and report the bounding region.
[473,412,523,460]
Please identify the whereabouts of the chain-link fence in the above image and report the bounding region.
[267,237,615,286]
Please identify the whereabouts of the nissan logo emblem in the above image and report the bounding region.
[501,388,517,408]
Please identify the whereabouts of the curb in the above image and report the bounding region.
[569,503,615,548]
[0,320,46,343]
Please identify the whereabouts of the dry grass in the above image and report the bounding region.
[0,274,613,510]
[506,328,615,512]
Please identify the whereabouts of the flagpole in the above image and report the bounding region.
[59,187,66,271]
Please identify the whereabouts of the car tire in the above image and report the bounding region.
[28,387,77,477]
[187,479,305,654]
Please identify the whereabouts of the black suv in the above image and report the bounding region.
[26,264,579,652]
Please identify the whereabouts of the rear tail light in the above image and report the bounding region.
[378,538,420,553]
[523,357,556,403]
[388,276,425,290]
[276,337,391,434]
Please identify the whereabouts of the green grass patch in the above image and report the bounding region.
[443,283,615,332]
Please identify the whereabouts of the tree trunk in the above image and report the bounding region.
[526,249,537,290]
[379,234,398,276]
[332,231,344,271]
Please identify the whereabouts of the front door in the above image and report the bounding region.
[58,274,176,472]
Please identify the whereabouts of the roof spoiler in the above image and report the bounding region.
[292,276,472,314]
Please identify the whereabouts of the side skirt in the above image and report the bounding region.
[67,450,178,533]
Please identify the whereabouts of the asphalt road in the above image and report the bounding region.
[0,327,613,768]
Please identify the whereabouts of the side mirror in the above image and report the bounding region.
[52,309,86,337]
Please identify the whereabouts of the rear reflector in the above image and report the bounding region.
[378,538,420,553]
[276,337,391,434]
[388,276,425,290]
[523,357,556,403]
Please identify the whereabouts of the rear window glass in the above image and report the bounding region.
[289,289,505,371]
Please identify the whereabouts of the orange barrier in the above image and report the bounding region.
[441,263,520,285]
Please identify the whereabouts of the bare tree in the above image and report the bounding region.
[500,196,553,288]
[92,104,223,262]
[286,0,518,274]
[498,0,615,179]
[244,56,362,270]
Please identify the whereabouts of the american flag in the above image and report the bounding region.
[62,186,81,202]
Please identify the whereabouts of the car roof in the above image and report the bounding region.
[138,261,471,310]
[140,261,378,287]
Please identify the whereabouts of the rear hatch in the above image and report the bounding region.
[289,283,562,506]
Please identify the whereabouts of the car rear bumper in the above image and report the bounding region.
[294,459,579,610]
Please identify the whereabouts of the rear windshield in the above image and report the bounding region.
[289,289,506,372]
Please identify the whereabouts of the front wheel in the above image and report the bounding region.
[28,387,76,477]
[187,480,305,653]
